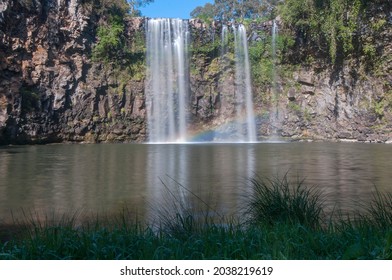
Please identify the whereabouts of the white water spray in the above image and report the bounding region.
[233,24,257,142]
[145,19,189,143]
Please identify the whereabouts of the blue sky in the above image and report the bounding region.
[139,0,213,19]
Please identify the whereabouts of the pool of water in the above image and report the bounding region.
[1,142,391,223]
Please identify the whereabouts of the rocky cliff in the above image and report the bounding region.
[0,0,146,144]
[274,2,392,143]
[187,6,392,143]
[0,0,391,144]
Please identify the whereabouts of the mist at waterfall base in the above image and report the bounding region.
[145,19,257,143]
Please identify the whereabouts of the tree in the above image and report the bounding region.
[92,0,154,17]
[190,3,217,20]
[128,0,155,17]
[191,0,282,21]
[90,0,128,18]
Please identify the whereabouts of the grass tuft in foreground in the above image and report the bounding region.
[244,175,325,229]
[361,191,392,229]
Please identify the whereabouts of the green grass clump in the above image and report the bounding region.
[361,191,392,229]
[245,175,324,229]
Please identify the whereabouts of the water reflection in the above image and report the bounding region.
[145,144,255,222]
[0,143,391,223]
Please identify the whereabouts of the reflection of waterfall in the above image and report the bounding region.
[145,19,190,143]
[146,144,189,223]
[233,25,257,142]
[145,144,257,221]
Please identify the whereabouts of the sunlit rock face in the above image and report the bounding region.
[0,1,391,144]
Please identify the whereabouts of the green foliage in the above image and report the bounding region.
[92,15,125,62]
[90,0,154,17]
[371,18,387,32]
[248,30,295,89]
[373,95,392,119]
[248,38,273,86]
[92,0,130,17]
[191,39,221,58]
[128,0,155,17]
[363,43,376,60]
[322,0,361,61]
[360,191,392,229]
[191,0,282,21]
[190,3,217,21]
[20,87,39,113]
[279,0,316,30]
[279,0,364,63]
[288,102,302,113]
[92,9,146,82]
[252,58,274,87]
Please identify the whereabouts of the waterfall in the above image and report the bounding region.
[145,18,190,143]
[145,19,257,143]
[233,24,257,142]
[221,25,228,56]
[271,19,279,135]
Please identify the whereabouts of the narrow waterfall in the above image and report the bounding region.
[145,19,190,143]
[271,19,279,135]
[233,24,257,142]
[221,25,228,56]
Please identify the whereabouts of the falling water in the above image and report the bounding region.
[145,19,190,143]
[271,19,279,135]
[221,25,228,56]
[233,24,257,142]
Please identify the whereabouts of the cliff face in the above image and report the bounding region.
[0,0,391,144]
[0,0,146,144]
[274,2,392,143]
[188,11,392,143]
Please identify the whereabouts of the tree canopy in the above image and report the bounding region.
[128,0,155,17]
[93,0,154,17]
[190,0,282,21]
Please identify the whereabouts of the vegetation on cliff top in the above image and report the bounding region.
[92,0,153,63]
[91,0,151,88]
[191,0,282,21]
[192,0,390,64]
[280,0,367,63]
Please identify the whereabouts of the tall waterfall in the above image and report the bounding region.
[145,19,190,143]
[233,24,257,142]
[221,25,228,56]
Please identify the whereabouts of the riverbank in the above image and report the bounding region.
[1,177,391,260]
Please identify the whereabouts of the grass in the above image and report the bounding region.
[244,175,325,229]
[0,176,392,260]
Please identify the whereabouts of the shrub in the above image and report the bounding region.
[92,15,125,62]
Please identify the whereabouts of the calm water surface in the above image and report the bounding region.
[1,142,391,222]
